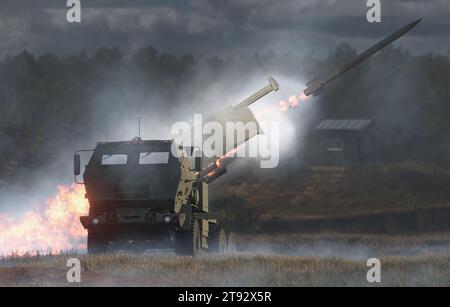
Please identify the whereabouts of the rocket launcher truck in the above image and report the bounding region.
[74,78,279,255]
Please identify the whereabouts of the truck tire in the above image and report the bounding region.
[209,224,227,254]
[175,220,201,256]
[87,232,109,254]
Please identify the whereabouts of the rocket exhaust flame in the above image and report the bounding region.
[0,184,88,256]
[197,148,238,184]
[251,90,310,129]
[277,92,310,113]
[278,100,289,112]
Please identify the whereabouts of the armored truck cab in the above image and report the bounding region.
[75,138,226,255]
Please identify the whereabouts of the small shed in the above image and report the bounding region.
[314,119,375,165]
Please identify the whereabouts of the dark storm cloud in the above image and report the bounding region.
[0,0,448,56]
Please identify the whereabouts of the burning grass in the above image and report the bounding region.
[0,184,88,255]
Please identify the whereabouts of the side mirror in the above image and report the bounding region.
[74,154,81,176]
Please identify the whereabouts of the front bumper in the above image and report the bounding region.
[80,211,178,229]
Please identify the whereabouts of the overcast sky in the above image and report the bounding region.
[0,0,449,57]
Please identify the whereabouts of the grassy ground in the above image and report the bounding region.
[1,253,449,287]
[210,162,450,224]
[2,162,450,286]
[1,233,450,287]
[235,232,450,258]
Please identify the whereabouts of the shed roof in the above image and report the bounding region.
[315,119,373,131]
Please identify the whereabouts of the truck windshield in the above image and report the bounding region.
[102,154,128,165]
[139,152,169,165]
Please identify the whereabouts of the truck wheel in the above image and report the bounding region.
[175,220,201,256]
[209,224,227,254]
[87,232,109,254]
[226,231,236,253]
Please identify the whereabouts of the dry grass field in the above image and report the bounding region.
[2,164,450,286]
[1,253,449,287]
[211,163,450,224]
[1,233,449,287]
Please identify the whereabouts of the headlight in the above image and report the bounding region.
[92,218,99,225]
[163,215,171,223]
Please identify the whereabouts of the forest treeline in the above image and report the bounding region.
[0,45,449,183]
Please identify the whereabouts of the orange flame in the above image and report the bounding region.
[253,90,311,120]
[206,148,238,178]
[277,92,310,113]
[0,184,88,256]
[288,95,299,108]
[278,100,289,112]
[299,92,309,102]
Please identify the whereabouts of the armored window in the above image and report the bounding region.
[101,154,128,165]
[139,152,169,165]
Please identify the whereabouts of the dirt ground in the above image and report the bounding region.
[1,233,450,287]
